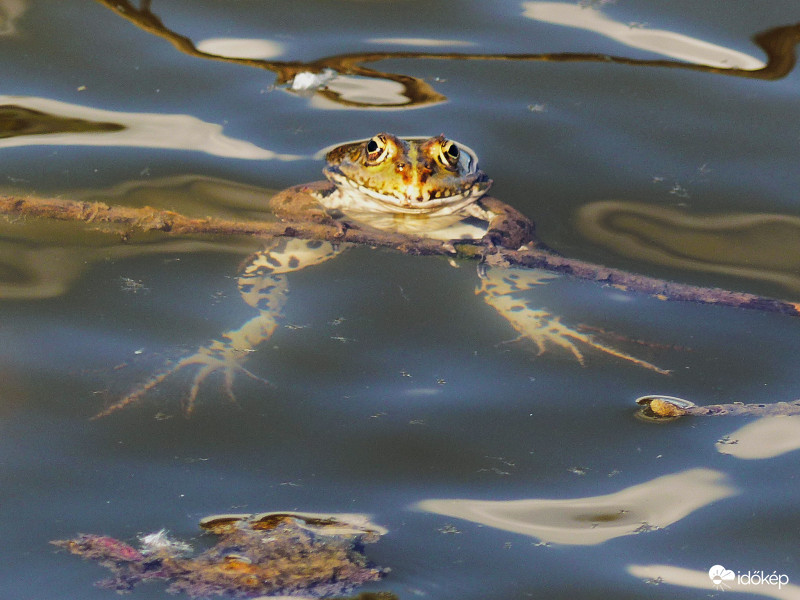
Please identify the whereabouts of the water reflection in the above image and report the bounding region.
[522,2,765,69]
[0,175,267,299]
[95,0,800,111]
[417,468,736,545]
[717,416,800,460]
[577,201,800,294]
[0,104,124,138]
[95,0,446,110]
[195,37,283,59]
[0,95,299,159]
[368,37,475,47]
[309,75,434,110]
[74,173,280,218]
[0,0,26,36]
[627,564,800,599]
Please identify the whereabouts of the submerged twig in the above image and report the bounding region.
[2,184,799,317]
[637,395,800,419]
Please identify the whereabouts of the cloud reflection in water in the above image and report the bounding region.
[195,37,283,59]
[308,76,426,110]
[367,37,475,47]
[522,2,765,69]
[0,95,301,160]
[717,416,800,460]
[417,468,736,545]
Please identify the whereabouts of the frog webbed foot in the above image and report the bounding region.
[93,345,270,419]
[497,309,670,375]
[478,266,670,373]
[178,348,270,415]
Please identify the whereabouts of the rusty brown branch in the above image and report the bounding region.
[3,185,799,319]
[492,248,800,317]
[639,395,800,419]
[0,187,449,253]
[682,400,800,417]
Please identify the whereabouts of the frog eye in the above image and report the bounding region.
[365,134,389,164]
[438,140,460,167]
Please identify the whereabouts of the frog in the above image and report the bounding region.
[96,133,667,417]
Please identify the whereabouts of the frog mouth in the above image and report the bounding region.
[324,167,492,215]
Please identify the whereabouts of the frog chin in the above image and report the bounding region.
[324,168,491,216]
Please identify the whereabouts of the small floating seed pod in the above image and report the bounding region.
[635,395,697,421]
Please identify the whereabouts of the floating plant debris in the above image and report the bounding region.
[635,395,697,421]
[636,394,800,420]
[52,511,388,598]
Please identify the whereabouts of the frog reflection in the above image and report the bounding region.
[98,134,667,417]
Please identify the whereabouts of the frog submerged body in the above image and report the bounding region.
[97,134,666,418]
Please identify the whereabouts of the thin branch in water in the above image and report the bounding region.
[2,185,799,319]
[637,395,800,419]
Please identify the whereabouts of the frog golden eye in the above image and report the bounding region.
[439,140,460,166]
[365,135,388,164]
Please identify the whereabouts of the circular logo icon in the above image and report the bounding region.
[709,564,735,586]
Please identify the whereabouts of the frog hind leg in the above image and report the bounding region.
[94,239,341,418]
[477,266,670,374]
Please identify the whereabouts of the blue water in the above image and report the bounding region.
[2,2,800,598]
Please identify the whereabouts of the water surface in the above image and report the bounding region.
[2,2,800,598]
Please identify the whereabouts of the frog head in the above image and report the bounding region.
[322,133,492,215]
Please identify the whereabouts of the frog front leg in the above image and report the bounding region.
[95,238,341,418]
[475,195,537,250]
[476,265,670,374]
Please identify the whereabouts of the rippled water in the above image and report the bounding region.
[3,1,800,598]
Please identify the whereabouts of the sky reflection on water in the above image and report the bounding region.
[417,468,737,545]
